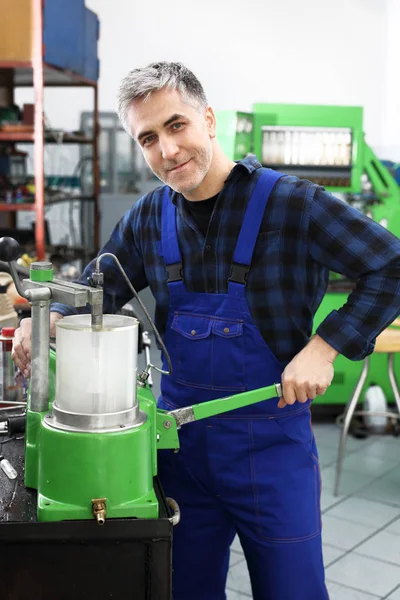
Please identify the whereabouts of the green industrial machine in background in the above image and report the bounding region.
[217,104,400,409]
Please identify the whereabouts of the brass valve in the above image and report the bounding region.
[92,497,107,525]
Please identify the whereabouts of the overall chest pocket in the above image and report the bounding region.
[171,313,245,391]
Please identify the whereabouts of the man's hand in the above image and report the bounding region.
[277,334,338,408]
[12,312,64,377]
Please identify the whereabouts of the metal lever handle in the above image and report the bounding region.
[142,332,153,387]
[168,382,283,428]
[0,236,21,263]
[0,237,28,300]
[166,497,180,526]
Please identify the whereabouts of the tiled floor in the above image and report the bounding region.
[226,424,400,599]
[141,349,400,599]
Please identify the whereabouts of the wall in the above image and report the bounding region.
[16,0,391,153]
[378,0,400,160]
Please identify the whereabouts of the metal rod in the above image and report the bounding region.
[93,85,100,254]
[9,262,27,300]
[91,302,103,328]
[388,353,400,415]
[142,332,153,387]
[32,0,45,261]
[334,357,369,496]
[30,300,50,412]
[0,401,27,406]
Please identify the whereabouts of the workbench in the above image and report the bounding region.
[0,434,172,599]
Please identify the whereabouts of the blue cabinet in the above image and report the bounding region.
[84,8,100,82]
[43,0,99,82]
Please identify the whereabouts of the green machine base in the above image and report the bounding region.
[37,410,157,522]
[24,369,163,522]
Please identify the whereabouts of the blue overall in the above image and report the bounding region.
[157,170,328,600]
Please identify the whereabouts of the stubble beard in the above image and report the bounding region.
[152,147,213,193]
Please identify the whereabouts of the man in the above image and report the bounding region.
[13,62,400,599]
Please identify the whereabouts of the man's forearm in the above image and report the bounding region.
[50,311,64,338]
[307,334,339,363]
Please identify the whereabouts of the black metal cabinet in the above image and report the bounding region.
[0,439,172,600]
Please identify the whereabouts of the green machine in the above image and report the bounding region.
[216,104,400,408]
[0,237,282,525]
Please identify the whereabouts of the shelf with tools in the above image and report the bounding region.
[0,203,36,211]
[0,132,95,144]
[0,0,100,261]
[0,61,99,88]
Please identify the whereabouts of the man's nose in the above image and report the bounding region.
[160,136,180,160]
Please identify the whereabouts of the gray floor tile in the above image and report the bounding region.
[326,552,400,597]
[387,585,400,599]
[322,466,377,496]
[369,435,400,448]
[326,581,380,599]
[381,466,400,484]
[323,544,346,566]
[230,550,245,567]
[231,536,243,554]
[226,589,252,599]
[227,559,252,595]
[341,452,398,478]
[313,425,342,449]
[386,518,400,536]
[322,514,376,550]
[356,530,400,566]
[358,476,400,507]
[321,488,345,511]
[318,445,340,468]
[324,496,400,528]
[355,437,400,461]
[314,425,369,452]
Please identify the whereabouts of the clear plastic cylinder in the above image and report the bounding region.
[55,314,138,415]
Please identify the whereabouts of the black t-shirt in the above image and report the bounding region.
[184,194,218,235]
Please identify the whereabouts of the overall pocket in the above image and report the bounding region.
[250,408,321,542]
[171,312,245,391]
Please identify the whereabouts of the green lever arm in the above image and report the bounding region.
[168,382,282,428]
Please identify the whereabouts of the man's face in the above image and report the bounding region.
[127,88,215,195]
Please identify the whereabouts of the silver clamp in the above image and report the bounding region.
[167,406,195,429]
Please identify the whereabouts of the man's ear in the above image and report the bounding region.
[205,106,216,139]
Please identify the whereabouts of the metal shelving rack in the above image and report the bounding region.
[0,0,99,260]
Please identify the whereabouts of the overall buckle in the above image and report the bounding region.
[228,262,250,285]
[166,262,183,283]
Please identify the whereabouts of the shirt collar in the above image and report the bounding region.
[225,153,261,182]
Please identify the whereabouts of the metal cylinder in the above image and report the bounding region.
[50,314,141,432]
[30,299,50,412]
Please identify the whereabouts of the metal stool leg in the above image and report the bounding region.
[334,357,369,496]
[388,353,400,415]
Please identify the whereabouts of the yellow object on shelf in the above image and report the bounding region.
[19,253,38,268]
[0,0,33,62]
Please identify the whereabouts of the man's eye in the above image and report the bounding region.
[171,123,183,131]
[143,136,155,145]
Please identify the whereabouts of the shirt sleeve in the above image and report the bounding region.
[308,188,400,360]
[50,200,148,317]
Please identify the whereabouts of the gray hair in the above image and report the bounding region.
[116,62,208,134]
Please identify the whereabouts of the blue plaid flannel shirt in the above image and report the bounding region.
[51,155,400,365]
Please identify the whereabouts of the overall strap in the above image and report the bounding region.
[228,169,284,297]
[161,187,185,290]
